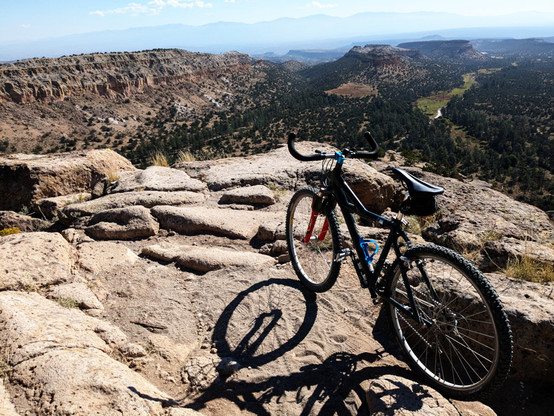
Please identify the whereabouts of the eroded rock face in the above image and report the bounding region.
[0,231,73,290]
[0,49,255,104]
[0,291,171,416]
[0,150,136,211]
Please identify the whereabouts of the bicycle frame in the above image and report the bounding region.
[319,152,432,326]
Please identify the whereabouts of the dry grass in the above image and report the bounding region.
[149,151,169,167]
[174,150,195,164]
[504,256,554,283]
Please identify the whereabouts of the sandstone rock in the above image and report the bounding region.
[61,227,94,245]
[0,291,173,416]
[111,166,207,193]
[77,241,139,274]
[0,149,136,212]
[86,206,159,240]
[120,342,148,358]
[480,237,554,271]
[0,231,73,290]
[450,399,497,416]
[256,220,287,242]
[142,244,274,273]
[165,409,204,416]
[219,185,275,206]
[63,190,205,220]
[152,206,281,240]
[0,210,48,231]
[411,171,553,248]
[47,282,104,310]
[487,273,554,382]
[365,375,462,415]
[178,144,399,213]
[0,379,19,416]
[34,192,91,219]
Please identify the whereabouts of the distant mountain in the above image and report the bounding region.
[1,11,554,61]
[471,38,554,57]
[260,49,348,65]
[397,40,488,61]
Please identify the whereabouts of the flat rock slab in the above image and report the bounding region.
[152,205,282,240]
[112,165,207,193]
[86,205,159,240]
[142,244,274,273]
[219,185,275,206]
[0,231,73,290]
[77,241,139,274]
[63,190,205,219]
[0,291,172,416]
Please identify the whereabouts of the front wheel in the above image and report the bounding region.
[385,244,512,399]
[286,187,341,292]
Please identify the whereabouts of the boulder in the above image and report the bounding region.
[0,150,136,212]
[86,206,159,240]
[219,185,275,206]
[34,192,91,219]
[0,231,73,290]
[177,143,399,213]
[111,166,207,193]
[63,190,205,220]
[0,210,49,231]
[152,206,281,240]
[47,282,104,310]
[487,273,554,382]
[0,291,173,416]
[142,244,274,273]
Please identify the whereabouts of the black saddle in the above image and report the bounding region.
[392,168,444,216]
[392,168,444,197]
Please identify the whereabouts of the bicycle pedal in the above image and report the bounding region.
[334,249,353,263]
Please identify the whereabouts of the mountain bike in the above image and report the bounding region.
[285,132,512,400]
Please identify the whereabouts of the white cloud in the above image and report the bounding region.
[305,1,337,9]
[90,1,212,17]
[21,24,31,28]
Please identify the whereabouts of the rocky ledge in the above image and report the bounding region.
[0,146,552,415]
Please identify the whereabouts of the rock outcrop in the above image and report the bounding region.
[0,147,552,415]
[0,149,135,211]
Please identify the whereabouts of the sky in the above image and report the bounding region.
[2,0,554,43]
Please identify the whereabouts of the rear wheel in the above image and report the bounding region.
[385,244,512,399]
[286,187,341,292]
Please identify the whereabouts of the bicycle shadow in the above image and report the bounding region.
[179,277,425,414]
[211,277,318,368]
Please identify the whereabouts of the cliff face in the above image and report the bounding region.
[0,49,256,104]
